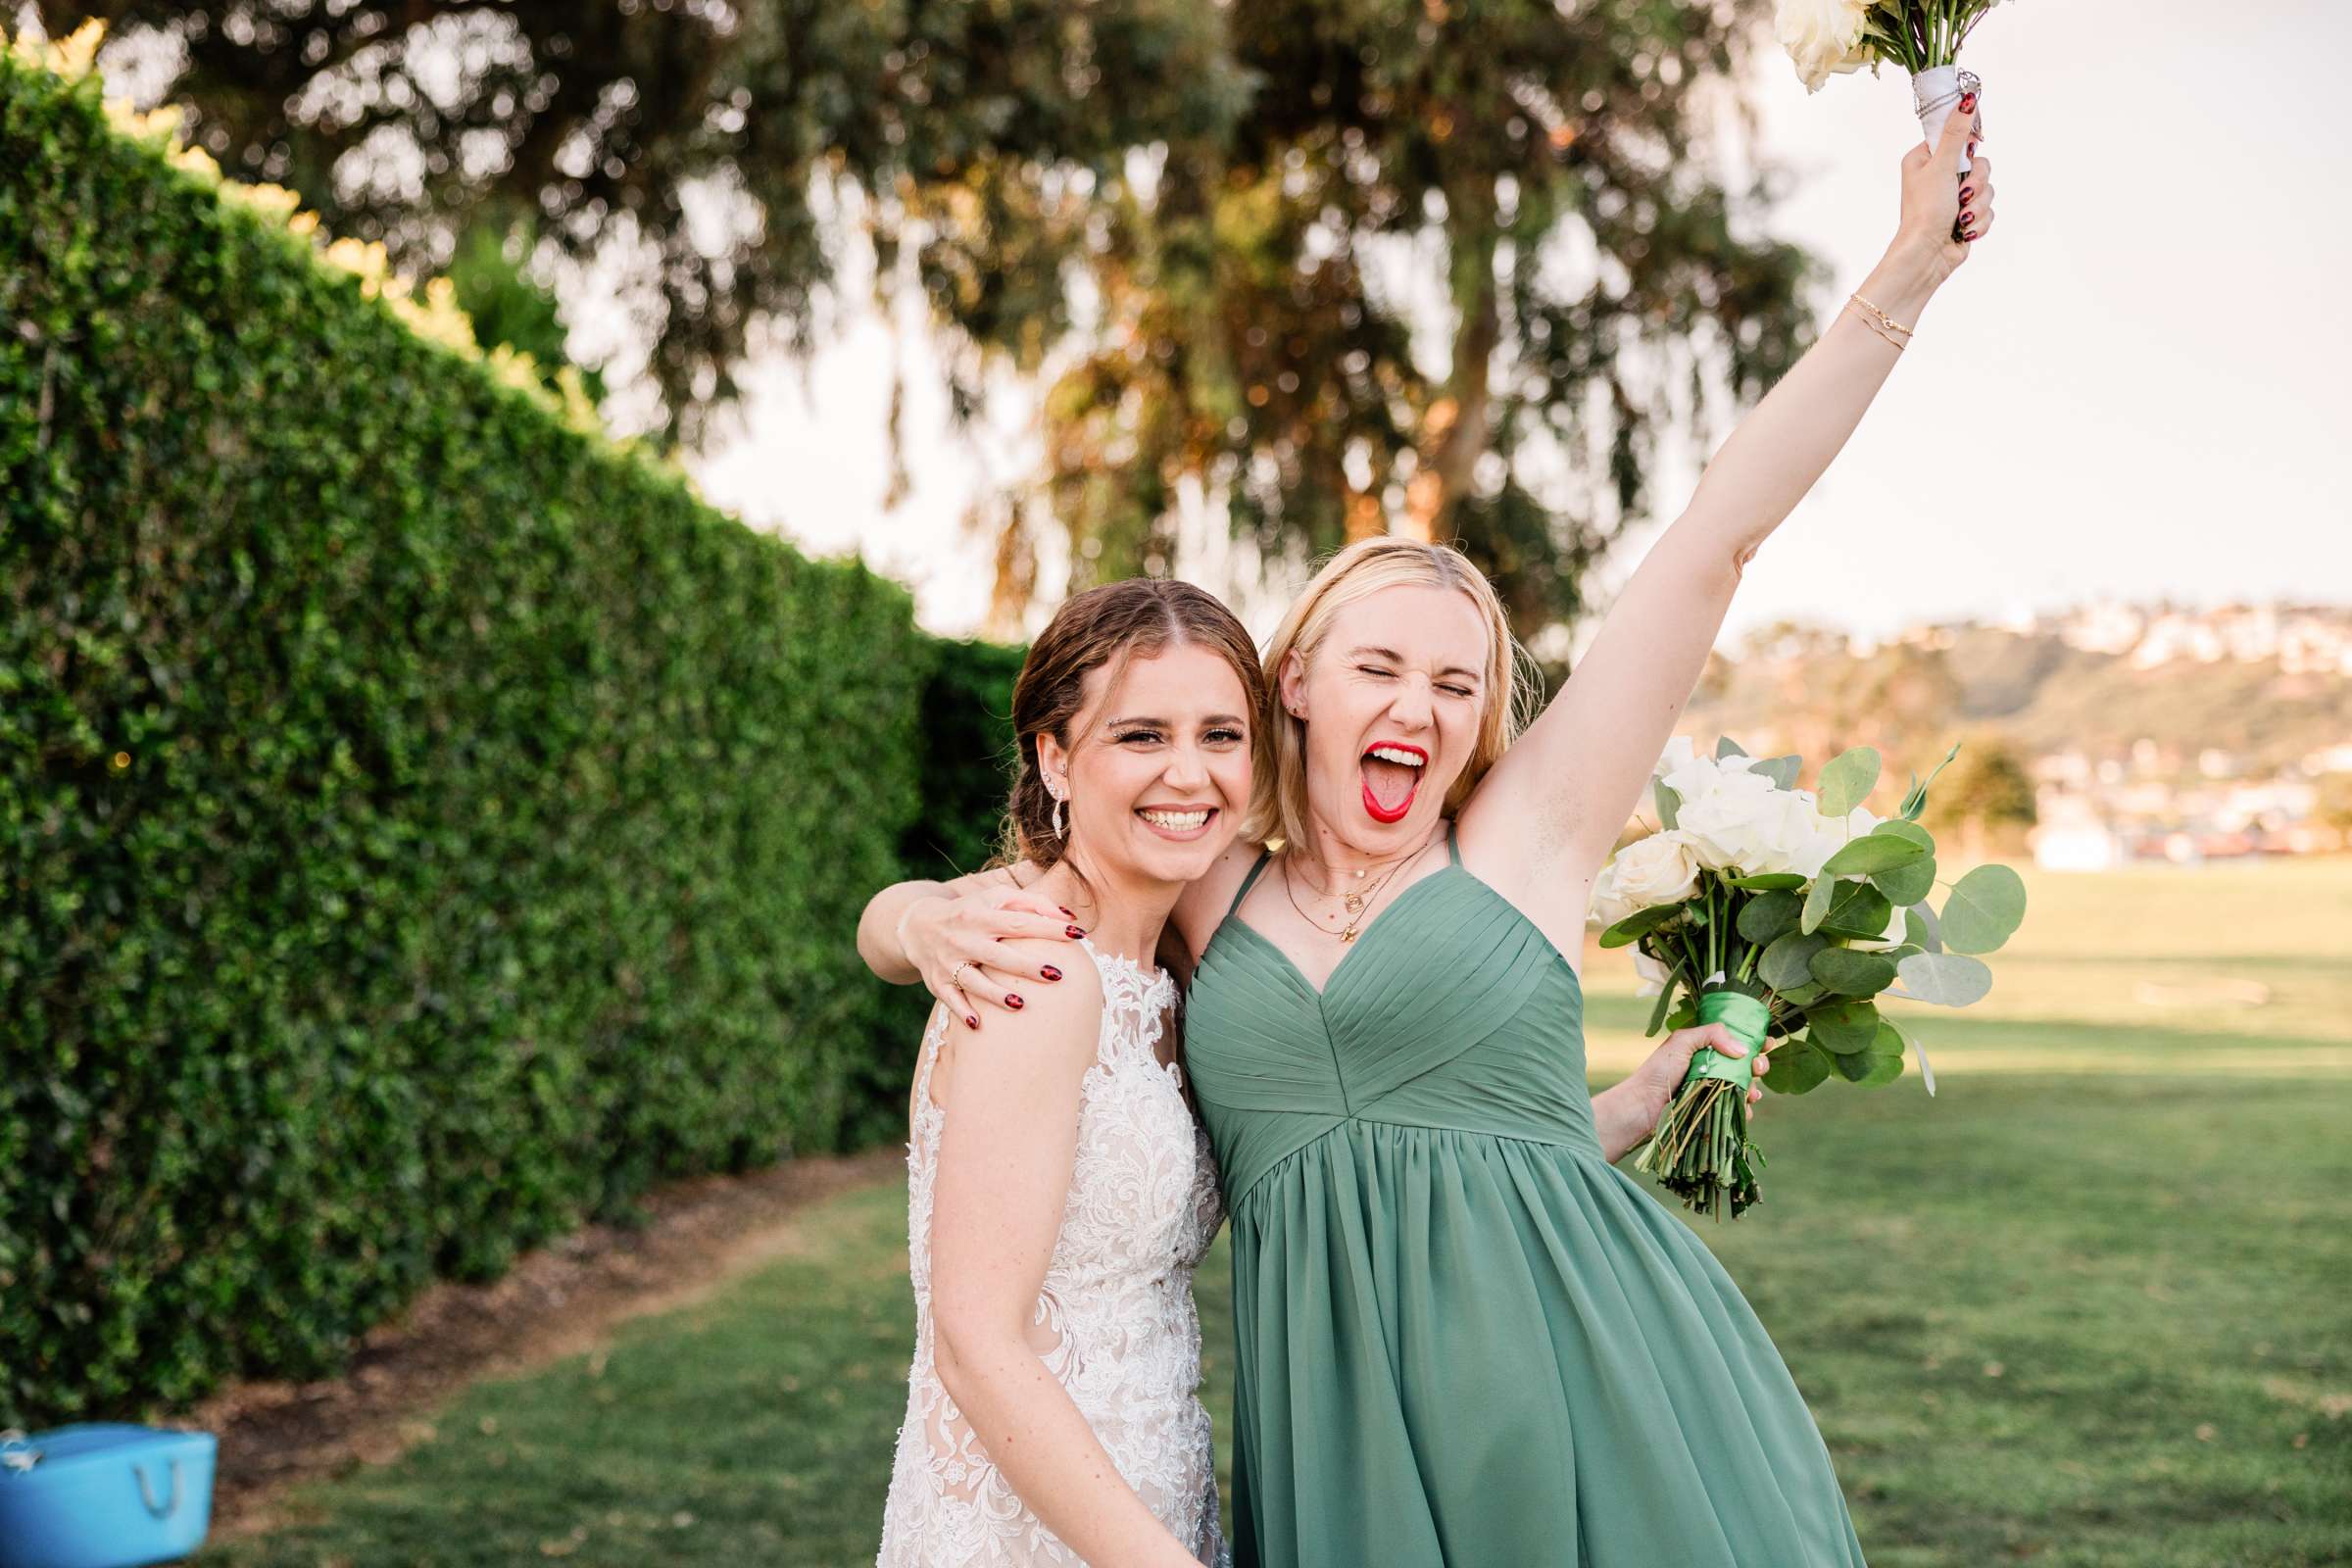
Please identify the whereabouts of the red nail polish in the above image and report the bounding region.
[1058,906,1075,917]
[1958,186,1974,202]
[1968,140,1978,157]
[1963,230,1979,242]
[1959,91,1977,112]
[1066,925,1085,939]
[1042,965,1062,982]
[1006,994,1025,1009]
[1960,211,1974,225]
[965,1015,979,1029]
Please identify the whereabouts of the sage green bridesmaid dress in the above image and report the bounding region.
[1182,822,1869,1567]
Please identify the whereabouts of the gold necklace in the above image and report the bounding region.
[1291,843,1425,915]
[1280,838,1434,944]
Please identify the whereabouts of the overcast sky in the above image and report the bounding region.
[688,0,2352,652]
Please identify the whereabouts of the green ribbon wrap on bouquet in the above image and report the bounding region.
[1684,989,1769,1094]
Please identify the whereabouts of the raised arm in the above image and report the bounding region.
[925,950,1207,1568]
[1462,96,1992,938]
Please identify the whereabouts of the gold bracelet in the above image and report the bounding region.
[1847,305,1906,351]
[1848,291,1915,339]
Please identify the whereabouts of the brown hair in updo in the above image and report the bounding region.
[999,578,1268,872]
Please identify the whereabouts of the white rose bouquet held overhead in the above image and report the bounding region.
[1589,735,2027,1221]
[1776,1,2013,195]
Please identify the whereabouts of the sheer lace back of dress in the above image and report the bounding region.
[877,937,1230,1566]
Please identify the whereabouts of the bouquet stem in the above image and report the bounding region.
[1634,987,1770,1222]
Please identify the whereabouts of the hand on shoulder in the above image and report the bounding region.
[930,937,1106,1113]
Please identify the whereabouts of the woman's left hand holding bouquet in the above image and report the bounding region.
[1904,93,1997,276]
[1861,92,1997,341]
[1597,1024,1771,1165]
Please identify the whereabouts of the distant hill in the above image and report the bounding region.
[1675,602,2352,783]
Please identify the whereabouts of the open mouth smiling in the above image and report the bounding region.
[1359,742,1426,823]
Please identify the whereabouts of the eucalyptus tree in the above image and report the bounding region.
[43,0,1817,635]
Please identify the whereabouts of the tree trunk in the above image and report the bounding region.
[1409,192,1499,541]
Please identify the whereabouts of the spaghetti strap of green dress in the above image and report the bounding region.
[1181,822,1869,1567]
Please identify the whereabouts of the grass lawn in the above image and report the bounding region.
[207,860,2352,1567]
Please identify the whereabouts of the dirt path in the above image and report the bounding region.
[188,1147,906,1539]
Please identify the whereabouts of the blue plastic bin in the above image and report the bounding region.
[0,1425,217,1568]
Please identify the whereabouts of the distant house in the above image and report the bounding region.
[2030,796,2128,871]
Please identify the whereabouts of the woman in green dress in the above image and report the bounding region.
[864,108,1994,1564]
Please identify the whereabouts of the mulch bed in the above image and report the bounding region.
[182,1147,906,1538]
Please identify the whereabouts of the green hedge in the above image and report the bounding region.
[864,639,1029,1096]
[0,53,1014,1426]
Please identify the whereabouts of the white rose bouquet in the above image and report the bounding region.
[1590,735,2027,1221]
[1775,1,2013,180]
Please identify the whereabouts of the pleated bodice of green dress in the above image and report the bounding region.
[1182,822,1868,1568]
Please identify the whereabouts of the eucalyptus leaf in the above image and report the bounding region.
[1874,818,1935,852]
[1816,882,1893,942]
[1821,834,1928,877]
[1939,862,2026,955]
[1763,1039,1833,1096]
[1899,1024,1938,1096]
[1749,754,1803,791]
[1893,951,1994,1006]
[1904,902,1942,954]
[1724,871,1807,892]
[1771,980,1827,1008]
[1645,971,1677,1037]
[1845,1021,1909,1086]
[1759,931,1830,990]
[1837,1045,1906,1086]
[1898,770,1926,819]
[1652,776,1681,830]
[1736,891,1802,947]
[1901,741,1965,821]
[1799,874,1838,935]
[1599,903,1681,950]
[1714,736,1749,760]
[1805,999,1882,1055]
[1809,947,1898,997]
[1815,747,1882,819]
[1872,853,1937,907]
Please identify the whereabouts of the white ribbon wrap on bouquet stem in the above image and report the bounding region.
[1911,64,1980,176]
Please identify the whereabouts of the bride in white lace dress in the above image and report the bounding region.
[870,579,1263,1568]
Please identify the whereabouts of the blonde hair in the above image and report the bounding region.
[1244,538,1540,850]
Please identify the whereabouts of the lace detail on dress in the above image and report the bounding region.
[877,938,1230,1567]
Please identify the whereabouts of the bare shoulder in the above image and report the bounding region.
[931,939,1105,1111]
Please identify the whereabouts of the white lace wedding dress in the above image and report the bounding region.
[877,938,1231,1567]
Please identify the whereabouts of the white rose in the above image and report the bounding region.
[1653,734,1699,779]
[1587,857,1635,929]
[1776,0,1874,93]
[1612,829,1703,909]
[1668,762,1781,872]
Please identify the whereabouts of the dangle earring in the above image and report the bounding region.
[1050,778,1067,839]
